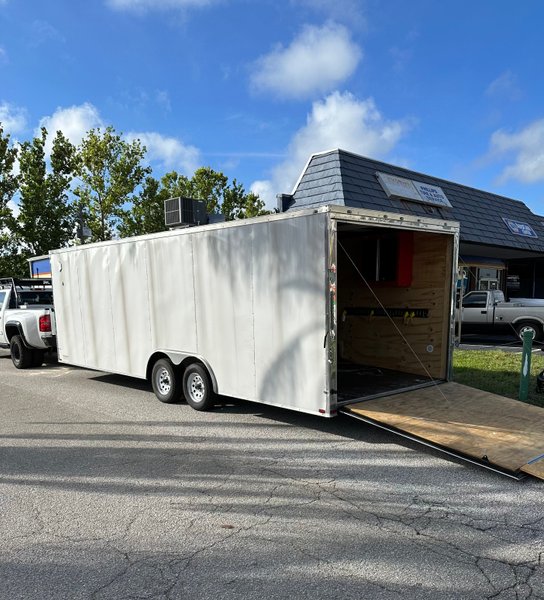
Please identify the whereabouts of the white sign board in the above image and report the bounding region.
[376,172,421,203]
[412,181,452,208]
[376,172,452,208]
[502,218,538,238]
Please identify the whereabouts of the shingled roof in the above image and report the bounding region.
[288,149,544,254]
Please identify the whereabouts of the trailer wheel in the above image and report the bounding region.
[151,358,181,403]
[10,335,33,369]
[183,363,216,411]
[515,321,543,342]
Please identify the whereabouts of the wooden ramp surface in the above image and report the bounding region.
[344,382,544,479]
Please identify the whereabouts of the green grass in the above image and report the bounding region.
[453,349,544,407]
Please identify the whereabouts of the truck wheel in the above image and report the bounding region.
[151,358,181,404]
[183,363,216,411]
[515,322,543,342]
[10,335,33,369]
[31,350,46,368]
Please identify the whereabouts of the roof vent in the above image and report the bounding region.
[277,194,295,212]
[164,197,207,228]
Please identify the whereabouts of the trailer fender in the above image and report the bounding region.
[147,351,219,394]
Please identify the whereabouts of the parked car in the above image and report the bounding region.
[460,289,544,341]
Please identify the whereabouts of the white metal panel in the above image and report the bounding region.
[78,246,116,371]
[108,241,151,377]
[252,213,328,413]
[51,251,87,365]
[146,234,197,354]
[192,226,256,399]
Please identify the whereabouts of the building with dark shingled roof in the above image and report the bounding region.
[282,148,544,298]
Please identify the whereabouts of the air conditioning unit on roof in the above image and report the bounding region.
[164,197,207,228]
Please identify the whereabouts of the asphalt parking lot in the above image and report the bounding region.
[1,349,543,600]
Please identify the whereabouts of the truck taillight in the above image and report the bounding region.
[39,314,52,333]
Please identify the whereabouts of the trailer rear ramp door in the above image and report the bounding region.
[341,382,544,480]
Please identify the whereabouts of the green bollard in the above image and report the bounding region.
[519,330,533,402]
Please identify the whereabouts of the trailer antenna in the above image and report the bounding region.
[338,240,452,407]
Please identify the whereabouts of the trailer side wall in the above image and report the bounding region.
[51,212,329,415]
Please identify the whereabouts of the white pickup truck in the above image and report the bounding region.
[460,289,544,341]
[0,278,56,368]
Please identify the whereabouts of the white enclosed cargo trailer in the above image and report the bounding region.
[49,205,544,480]
[50,205,459,416]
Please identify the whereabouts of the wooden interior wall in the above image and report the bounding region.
[338,230,453,379]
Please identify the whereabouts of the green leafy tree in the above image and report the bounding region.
[75,126,150,242]
[16,127,78,256]
[118,176,167,238]
[221,179,267,220]
[118,167,270,238]
[0,124,24,277]
[155,167,228,215]
[0,124,18,231]
[0,236,28,278]
[188,167,228,215]
[159,170,190,198]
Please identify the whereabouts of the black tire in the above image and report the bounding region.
[515,321,543,342]
[151,358,182,404]
[31,350,46,368]
[182,363,216,411]
[10,335,33,369]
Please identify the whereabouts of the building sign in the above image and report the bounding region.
[412,181,451,208]
[376,172,452,208]
[376,172,421,203]
[502,218,538,238]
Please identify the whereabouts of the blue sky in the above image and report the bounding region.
[1,0,544,214]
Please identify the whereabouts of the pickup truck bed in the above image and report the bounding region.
[0,278,56,368]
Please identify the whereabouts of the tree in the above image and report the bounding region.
[0,235,28,278]
[118,167,270,238]
[118,176,167,238]
[0,124,18,231]
[75,126,150,242]
[16,127,78,256]
[221,179,267,220]
[0,125,23,277]
[188,167,228,215]
[155,167,228,216]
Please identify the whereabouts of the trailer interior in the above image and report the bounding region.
[335,221,544,480]
[336,223,454,404]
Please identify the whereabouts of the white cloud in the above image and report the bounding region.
[251,91,407,208]
[0,102,27,134]
[106,0,215,12]
[155,90,171,112]
[38,102,103,155]
[127,131,200,174]
[30,20,65,47]
[250,23,362,100]
[37,102,200,174]
[486,70,522,101]
[490,119,544,184]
